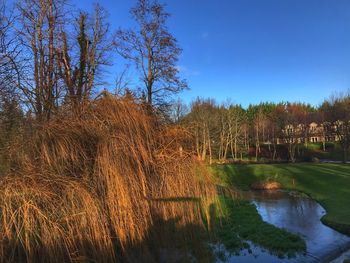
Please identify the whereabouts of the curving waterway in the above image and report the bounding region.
[216,190,350,263]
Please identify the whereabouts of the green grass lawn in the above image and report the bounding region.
[212,163,350,235]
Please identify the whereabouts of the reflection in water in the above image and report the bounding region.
[218,190,350,263]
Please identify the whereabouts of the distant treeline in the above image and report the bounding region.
[175,95,350,163]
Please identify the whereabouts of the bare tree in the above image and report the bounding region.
[58,5,111,113]
[170,98,188,123]
[114,0,187,110]
[114,66,132,96]
[0,0,21,101]
[227,105,246,161]
[183,98,217,164]
[246,105,266,161]
[16,0,67,121]
[254,108,265,161]
[280,103,310,162]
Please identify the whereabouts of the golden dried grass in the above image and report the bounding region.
[0,97,217,262]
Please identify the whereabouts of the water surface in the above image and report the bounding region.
[217,190,350,263]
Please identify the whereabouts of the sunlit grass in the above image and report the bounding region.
[212,163,350,235]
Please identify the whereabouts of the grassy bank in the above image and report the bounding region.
[212,163,350,235]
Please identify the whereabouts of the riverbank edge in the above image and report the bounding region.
[281,187,350,237]
[320,239,350,263]
[211,163,350,262]
[237,188,350,263]
[288,190,350,262]
[211,163,350,237]
[322,218,350,237]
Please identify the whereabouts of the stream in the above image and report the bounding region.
[216,190,350,263]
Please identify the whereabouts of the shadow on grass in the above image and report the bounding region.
[120,215,215,263]
[122,195,307,262]
[3,212,215,263]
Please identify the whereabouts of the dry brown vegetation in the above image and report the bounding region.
[0,97,217,263]
[250,181,282,190]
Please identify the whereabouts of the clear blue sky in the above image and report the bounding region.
[74,0,350,107]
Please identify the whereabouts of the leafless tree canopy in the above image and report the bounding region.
[0,0,21,101]
[1,0,188,119]
[15,0,68,120]
[58,4,112,113]
[1,0,111,120]
[114,0,188,109]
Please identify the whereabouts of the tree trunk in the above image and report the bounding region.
[147,84,153,112]
[207,127,212,164]
[255,124,259,162]
[289,143,296,163]
[201,125,207,161]
[230,140,234,161]
[224,136,229,161]
[234,120,238,161]
[343,146,348,164]
[195,129,201,160]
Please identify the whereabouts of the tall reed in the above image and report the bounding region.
[0,97,217,262]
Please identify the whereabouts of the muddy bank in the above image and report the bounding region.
[251,181,281,190]
[329,248,350,263]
